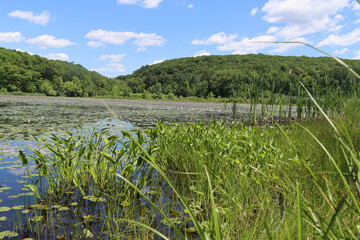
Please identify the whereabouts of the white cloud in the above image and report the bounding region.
[269,37,308,53]
[352,50,360,59]
[8,10,50,26]
[99,54,126,62]
[87,41,105,48]
[191,32,237,45]
[107,63,126,72]
[187,4,194,8]
[45,53,69,61]
[0,32,24,44]
[218,35,277,54]
[26,35,75,49]
[150,58,166,65]
[15,49,33,55]
[317,28,360,46]
[334,48,348,54]
[117,0,164,8]
[266,26,279,34]
[137,47,147,52]
[251,7,258,16]
[261,0,349,39]
[93,63,126,73]
[133,33,166,46]
[85,29,166,47]
[194,50,211,57]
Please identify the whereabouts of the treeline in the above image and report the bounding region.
[2,47,359,100]
[0,48,126,97]
[119,54,360,100]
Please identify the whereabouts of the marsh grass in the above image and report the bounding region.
[11,93,360,239]
[10,38,360,239]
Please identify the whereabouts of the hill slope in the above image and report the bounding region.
[120,54,360,99]
[0,48,120,97]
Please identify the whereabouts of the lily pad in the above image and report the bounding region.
[16,180,27,184]
[85,196,106,203]
[22,209,30,214]
[0,231,18,239]
[58,207,70,211]
[19,192,34,197]
[31,216,43,222]
[0,207,11,212]
[0,217,6,221]
[12,205,24,210]
[70,202,78,206]
[8,195,19,199]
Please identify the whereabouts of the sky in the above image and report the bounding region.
[1,0,360,77]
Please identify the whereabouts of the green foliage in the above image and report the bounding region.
[0,47,119,97]
[118,54,360,100]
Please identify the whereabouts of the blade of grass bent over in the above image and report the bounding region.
[205,165,222,240]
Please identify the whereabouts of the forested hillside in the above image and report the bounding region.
[2,47,360,100]
[120,54,360,99]
[0,48,122,97]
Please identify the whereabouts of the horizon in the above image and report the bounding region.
[1,0,360,77]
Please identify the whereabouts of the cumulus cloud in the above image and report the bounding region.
[99,54,126,62]
[317,28,360,46]
[352,50,360,59]
[15,49,34,55]
[117,0,164,8]
[93,63,126,73]
[334,48,348,54]
[133,33,166,46]
[218,35,277,54]
[191,32,237,45]
[251,7,258,16]
[269,37,308,53]
[194,50,211,57]
[87,41,105,48]
[187,4,194,8]
[0,32,24,44]
[261,0,349,39]
[8,10,50,25]
[150,58,166,65]
[26,35,75,49]
[137,47,147,52]
[85,29,166,48]
[45,53,69,61]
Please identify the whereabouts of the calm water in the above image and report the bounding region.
[0,96,256,238]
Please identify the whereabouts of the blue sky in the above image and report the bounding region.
[1,0,360,77]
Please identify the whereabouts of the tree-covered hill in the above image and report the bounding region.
[119,54,360,99]
[0,47,122,97]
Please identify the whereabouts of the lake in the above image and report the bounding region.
[0,95,257,239]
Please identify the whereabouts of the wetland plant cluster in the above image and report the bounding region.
[8,95,360,239]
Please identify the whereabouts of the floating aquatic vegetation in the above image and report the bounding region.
[31,216,43,222]
[0,207,11,212]
[7,195,19,199]
[0,231,18,239]
[12,205,24,210]
[0,217,6,221]
[83,196,106,203]
[58,206,70,211]
[22,209,30,214]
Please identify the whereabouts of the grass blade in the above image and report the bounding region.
[297,182,303,240]
[205,166,222,240]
